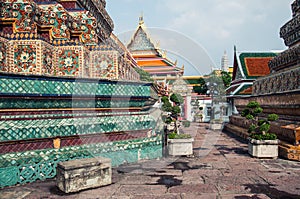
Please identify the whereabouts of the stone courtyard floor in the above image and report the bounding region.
[1,122,300,199]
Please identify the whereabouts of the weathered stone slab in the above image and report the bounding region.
[56,157,112,193]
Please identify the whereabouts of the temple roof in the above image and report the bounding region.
[232,51,277,81]
[127,16,184,77]
[226,47,278,97]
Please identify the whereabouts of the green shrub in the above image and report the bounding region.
[161,96,169,103]
[259,123,270,133]
[250,133,277,140]
[268,114,279,121]
[242,101,279,140]
[246,114,254,120]
[253,107,263,115]
[165,117,173,124]
[182,120,191,127]
[241,109,250,117]
[247,101,260,109]
[168,132,192,139]
[248,124,256,133]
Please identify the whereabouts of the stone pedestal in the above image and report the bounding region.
[248,139,279,158]
[210,120,224,130]
[56,157,112,193]
[167,138,194,156]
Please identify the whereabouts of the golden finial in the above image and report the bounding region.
[174,60,178,66]
[139,12,144,26]
[156,41,160,49]
[162,50,166,58]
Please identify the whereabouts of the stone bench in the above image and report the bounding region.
[56,157,112,193]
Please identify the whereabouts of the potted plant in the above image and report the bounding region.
[167,131,194,156]
[210,118,224,130]
[241,101,279,158]
[161,93,194,156]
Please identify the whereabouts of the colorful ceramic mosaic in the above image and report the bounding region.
[41,42,55,76]
[0,0,160,190]
[83,48,90,77]
[69,11,98,44]
[0,136,162,187]
[0,39,8,72]
[38,4,70,41]
[0,75,151,97]
[13,44,38,74]
[0,111,147,120]
[91,51,118,79]
[0,98,147,109]
[76,0,113,40]
[0,0,37,33]
[0,114,156,141]
[57,47,82,76]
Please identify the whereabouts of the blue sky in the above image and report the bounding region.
[106,0,293,75]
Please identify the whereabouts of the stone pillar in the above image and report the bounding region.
[186,94,192,121]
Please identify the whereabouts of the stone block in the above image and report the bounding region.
[168,138,194,156]
[56,157,112,193]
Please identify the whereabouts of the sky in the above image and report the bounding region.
[106,0,294,75]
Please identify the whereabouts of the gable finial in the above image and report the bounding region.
[139,12,144,25]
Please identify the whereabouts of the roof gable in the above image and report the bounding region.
[232,51,277,81]
[239,52,276,78]
[127,26,156,52]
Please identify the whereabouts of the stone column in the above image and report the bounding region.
[186,93,192,121]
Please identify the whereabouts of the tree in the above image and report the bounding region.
[193,77,208,95]
[161,94,182,121]
[221,71,232,88]
[170,93,184,105]
[162,100,172,112]
[134,67,153,82]
[161,96,169,103]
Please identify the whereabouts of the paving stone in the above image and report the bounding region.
[211,161,230,169]
[168,184,218,194]
[115,185,167,197]
[182,170,205,185]
[0,189,31,199]
[120,175,153,185]
[129,194,182,199]
[180,193,217,199]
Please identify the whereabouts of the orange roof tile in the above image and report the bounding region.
[245,58,271,76]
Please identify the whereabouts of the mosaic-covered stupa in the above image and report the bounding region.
[0,0,162,187]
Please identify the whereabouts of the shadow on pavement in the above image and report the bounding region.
[244,183,300,199]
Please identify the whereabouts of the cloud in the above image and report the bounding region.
[164,0,267,40]
[108,0,293,72]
